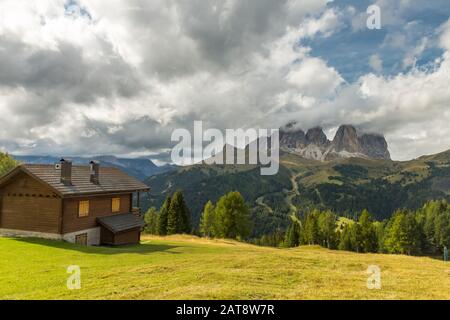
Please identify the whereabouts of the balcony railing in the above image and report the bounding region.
[131,207,142,216]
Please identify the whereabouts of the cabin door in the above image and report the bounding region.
[75,233,88,246]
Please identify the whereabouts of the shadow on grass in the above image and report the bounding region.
[13,237,180,255]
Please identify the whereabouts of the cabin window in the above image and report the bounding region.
[78,200,90,217]
[112,197,121,213]
[75,233,88,246]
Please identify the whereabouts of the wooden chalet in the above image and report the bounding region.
[0,159,149,246]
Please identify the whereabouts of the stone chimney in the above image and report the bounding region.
[60,158,72,186]
[89,160,100,185]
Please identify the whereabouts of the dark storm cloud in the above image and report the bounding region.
[0,34,142,103]
[0,0,449,161]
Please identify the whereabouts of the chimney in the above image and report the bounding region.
[90,160,100,185]
[60,158,72,186]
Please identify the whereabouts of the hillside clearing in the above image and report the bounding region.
[1,235,450,300]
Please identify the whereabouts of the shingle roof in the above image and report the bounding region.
[97,213,145,233]
[19,164,149,196]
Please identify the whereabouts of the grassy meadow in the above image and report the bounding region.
[1,235,450,300]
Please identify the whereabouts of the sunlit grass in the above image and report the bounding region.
[1,235,449,300]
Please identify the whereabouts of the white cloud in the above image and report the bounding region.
[439,19,450,51]
[298,8,343,39]
[0,1,449,162]
[286,57,343,97]
[0,0,339,156]
[403,37,428,68]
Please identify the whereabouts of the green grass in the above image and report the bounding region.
[1,235,450,300]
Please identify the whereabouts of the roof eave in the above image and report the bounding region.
[0,165,64,197]
[96,215,144,234]
[61,188,150,198]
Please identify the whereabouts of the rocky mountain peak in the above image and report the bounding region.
[359,133,391,160]
[332,125,360,153]
[306,127,329,146]
[280,125,306,149]
[279,123,391,161]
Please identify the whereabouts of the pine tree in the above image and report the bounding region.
[338,223,353,251]
[214,191,251,239]
[375,221,387,253]
[359,209,378,253]
[318,210,337,249]
[384,210,422,255]
[349,222,363,253]
[144,207,159,234]
[167,191,191,235]
[303,210,319,245]
[157,196,171,235]
[285,218,301,248]
[200,201,216,237]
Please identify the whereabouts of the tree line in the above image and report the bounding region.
[144,190,191,235]
[143,186,450,257]
[144,190,252,241]
[282,199,450,256]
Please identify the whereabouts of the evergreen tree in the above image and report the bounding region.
[384,210,422,255]
[421,200,441,253]
[0,152,17,176]
[318,210,337,249]
[200,201,216,237]
[403,213,422,255]
[144,207,159,234]
[349,222,363,253]
[375,221,387,253]
[214,191,252,240]
[421,200,450,254]
[157,196,171,235]
[303,210,319,245]
[285,218,301,248]
[338,224,352,251]
[435,210,450,251]
[359,209,378,253]
[167,190,191,235]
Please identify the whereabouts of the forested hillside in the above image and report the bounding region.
[145,150,450,238]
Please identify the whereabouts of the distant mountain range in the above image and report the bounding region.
[12,155,175,180]
[280,124,390,161]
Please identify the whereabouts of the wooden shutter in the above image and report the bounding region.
[112,197,121,213]
[78,200,90,217]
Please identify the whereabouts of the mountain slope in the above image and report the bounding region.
[146,163,292,234]
[145,149,450,237]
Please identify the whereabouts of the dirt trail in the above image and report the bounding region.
[287,172,303,215]
[255,171,303,215]
[255,196,273,214]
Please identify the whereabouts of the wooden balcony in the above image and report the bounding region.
[131,207,142,216]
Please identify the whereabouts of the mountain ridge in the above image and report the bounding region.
[144,147,450,237]
[280,124,391,161]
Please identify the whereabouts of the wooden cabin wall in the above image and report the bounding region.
[0,172,61,233]
[113,228,141,245]
[99,226,115,245]
[62,193,132,234]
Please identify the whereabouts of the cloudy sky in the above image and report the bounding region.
[0,0,449,162]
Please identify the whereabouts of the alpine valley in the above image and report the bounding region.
[145,124,450,238]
